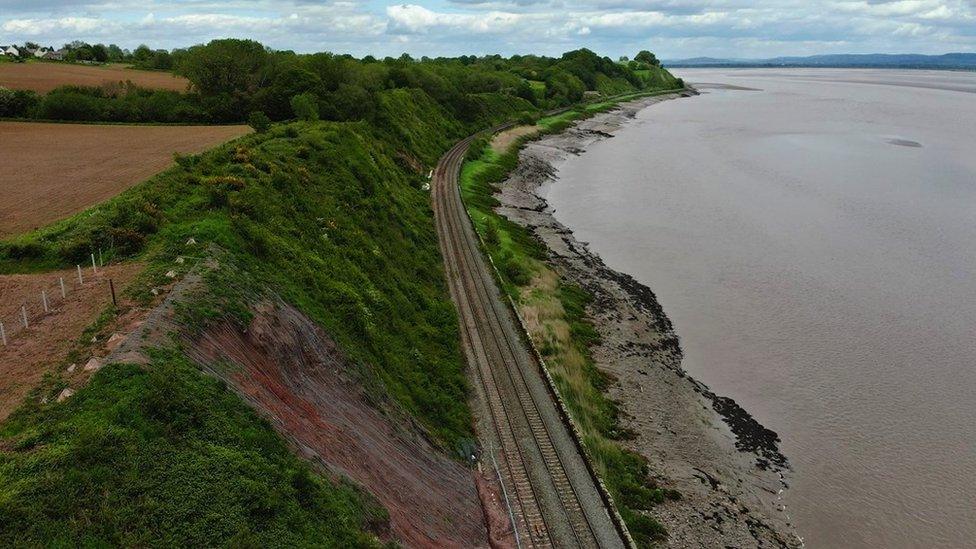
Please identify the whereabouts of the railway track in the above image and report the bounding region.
[432,128,626,549]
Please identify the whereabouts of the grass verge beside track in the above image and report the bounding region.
[460,89,686,547]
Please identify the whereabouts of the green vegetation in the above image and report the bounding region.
[1,41,684,546]
[2,39,680,124]
[1,89,486,445]
[459,87,685,547]
[0,354,382,547]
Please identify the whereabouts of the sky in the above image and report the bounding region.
[1,0,974,59]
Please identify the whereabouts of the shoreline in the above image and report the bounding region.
[493,93,802,547]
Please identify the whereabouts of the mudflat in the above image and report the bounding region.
[547,69,976,548]
[494,94,800,547]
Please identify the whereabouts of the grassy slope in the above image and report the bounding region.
[0,88,533,545]
[459,86,686,547]
[0,354,383,547]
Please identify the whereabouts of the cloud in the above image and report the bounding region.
[0,0,972,58]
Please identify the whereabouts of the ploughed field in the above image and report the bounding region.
[0,62,189,93]
[0,121,250,236]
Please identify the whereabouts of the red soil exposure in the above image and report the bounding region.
[0,262,143,420]
[186,301,494,548]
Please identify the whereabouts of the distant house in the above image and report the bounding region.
[43,49,66,61]
[33,47,52,58]
[1,45,21,57]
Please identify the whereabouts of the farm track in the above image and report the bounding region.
[432,128,626,548]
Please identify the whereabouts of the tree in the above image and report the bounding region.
[248,111,272,133]
[290,93,319,121]
[327,83,372,121]
[106,44,125,62]
[635,50,660,67]
[133,45,153,63]
[175,39,269,96]
[91,44,109,63]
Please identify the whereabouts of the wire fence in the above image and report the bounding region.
[0,253,114,348]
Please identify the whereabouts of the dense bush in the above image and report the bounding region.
[0,358,383,547]
[248,110,271,132]
[29,84,212,123]
[0,86,39,117]
[290,92,319,121]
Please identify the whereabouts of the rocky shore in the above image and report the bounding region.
[493,93,803,547]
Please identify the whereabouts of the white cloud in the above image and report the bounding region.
[0,0,972,58]
[2,16,110,35]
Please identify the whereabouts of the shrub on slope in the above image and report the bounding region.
[0,356,383,547]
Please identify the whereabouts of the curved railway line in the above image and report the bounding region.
[432,126,627,549]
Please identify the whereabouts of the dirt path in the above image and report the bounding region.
[491,125,540,154]
[433,129,626,548]
[0,262,143,420]
[0,121,250,237]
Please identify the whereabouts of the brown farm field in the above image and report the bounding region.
[0,121,250,237]
[0,62,189,93]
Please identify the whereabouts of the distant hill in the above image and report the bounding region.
[665,53,976,70]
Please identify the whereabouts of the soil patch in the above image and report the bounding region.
[0,62,188,94]
[0,262,143,420]
[0,121,250,237]
[491,125,540,154]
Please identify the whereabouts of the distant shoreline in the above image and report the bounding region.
[667,64,976,71]
[663,52,976,71]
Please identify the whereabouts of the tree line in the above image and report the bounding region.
[0,39,682,125]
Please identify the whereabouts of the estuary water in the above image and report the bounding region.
[544,69,976,548]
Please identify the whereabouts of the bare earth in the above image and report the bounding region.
[491,125,540,154]
[494,94,802,547]
[0,263,143,420]
[0,62,189,93]
[0,121,250,237]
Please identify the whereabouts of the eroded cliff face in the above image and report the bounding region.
[104,272,506,548]
[188,301,501,548]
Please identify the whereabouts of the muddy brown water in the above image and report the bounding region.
[544,69,976,548]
